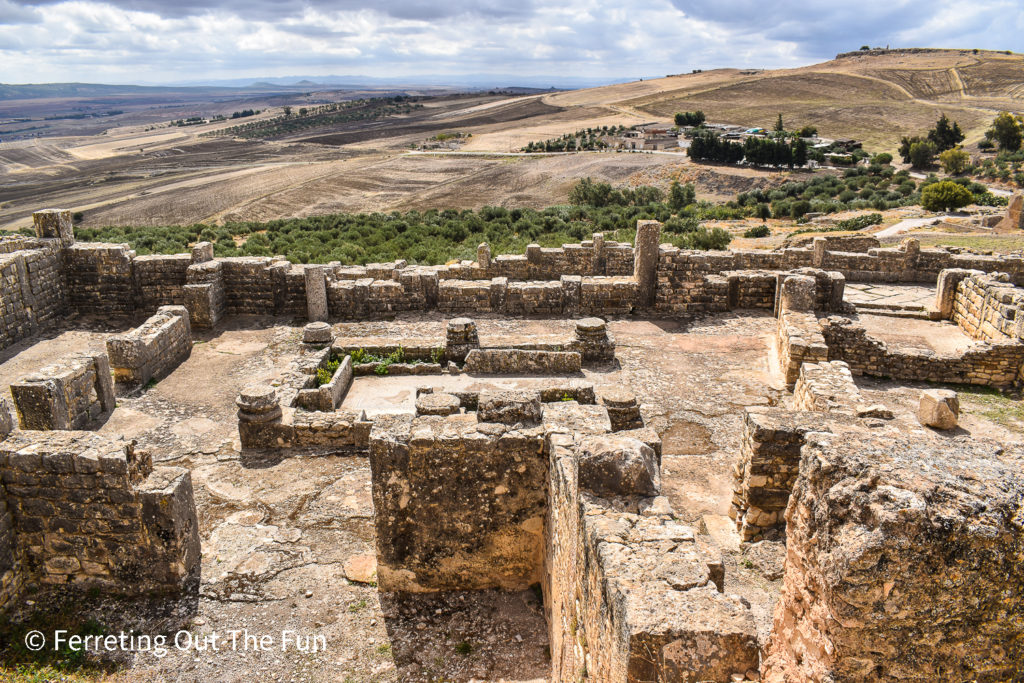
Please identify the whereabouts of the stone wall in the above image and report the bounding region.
[463,349,582,374]
[730,408,829,542]
[950,271,1024,342]
[65,243,136,315]
[820,315,1024,388]
[10,353,115,430]
[764,433,1024,682]
[106,305,192,391]
[546,431,759,682]
[133,254,192,313]
[5,214,1024,357]
[0,431,200,605]
[369,410,549,593]
[0,236,68,350]
[792,360,862,414]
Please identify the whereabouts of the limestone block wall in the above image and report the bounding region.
[132,254,192,312]
[820,316,1024,388]
[7,215,1024,357]
[792,361,862,414]
[65,243,135,315]
[368,413,549,593]
[546,431,759,682]
[764,434,1024,682]
[729,408,833,542]
[463,349,582,374]
[10,353,115,430]
[106,305,192,391]
[776,309,829,385]
[0,484,21,613]
[220,257,276,315]
[0,431,200,607]
[951,272,1024,342]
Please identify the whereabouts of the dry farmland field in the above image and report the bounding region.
[1,48,1023,232]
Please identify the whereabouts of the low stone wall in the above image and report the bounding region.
[106,305,192,391]
[950,271,1024,341]
[294,355,353,412]
[792,360,862,414]
[820,315,1024,388]
[10,353,115,430]
[764,433,1024,682]
[369,412,549,593]
[0,431,200,607]
[776,309,828,385]
[6,213,1024,358]
[463,349,582,374]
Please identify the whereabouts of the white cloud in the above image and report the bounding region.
[0,0,1020,84]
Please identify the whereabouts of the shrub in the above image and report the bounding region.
[938,147,970,175]
[834,213,883,231]
[744,225,770,238]
[921,181,974,212]
[909,140,938,169]
[872,152,893,165]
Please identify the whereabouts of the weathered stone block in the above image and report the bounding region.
[477,391,542,425]
[577,435,659,496]
[917,388,959,429]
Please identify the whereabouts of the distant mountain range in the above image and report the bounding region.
[164,73,636,89]
[0,74,636,101]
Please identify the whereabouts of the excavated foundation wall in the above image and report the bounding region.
[368,412,549,593]
[0,431,200,612]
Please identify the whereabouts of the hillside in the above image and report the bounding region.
[539,48,1024,152]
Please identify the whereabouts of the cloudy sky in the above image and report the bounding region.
[0,0,1021,85]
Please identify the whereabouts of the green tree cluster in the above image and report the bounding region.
[674,111,706,126]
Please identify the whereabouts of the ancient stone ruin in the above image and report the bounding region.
[1,208,1022,681]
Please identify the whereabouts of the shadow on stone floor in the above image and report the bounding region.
[379,588,550,682]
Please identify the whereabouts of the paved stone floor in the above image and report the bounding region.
[844,282,936,310]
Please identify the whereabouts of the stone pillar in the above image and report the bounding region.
[812,237,827,269]
[573,317,615,362]
[445,318,479,364]
[779,274,816,313]
[477,243,491,271]
[236,385,283,449]
[996,192,1023,231]
[191,241,214,263]
[934,268,980,320]
[304,265,328,322]
[592,232,605,274]
[184,260,224,328]
[634,220,661,308]
[32,209,74,247]
[600,389,642,431]
[561,276,582,318]
[901,237,921,276]
[302,321,332,346]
